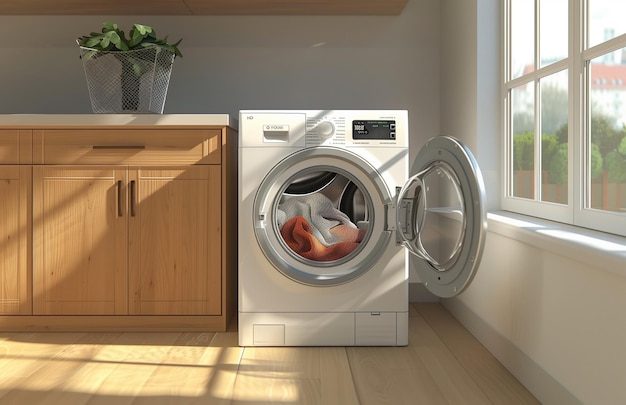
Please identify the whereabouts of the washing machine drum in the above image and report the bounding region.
[283,171,368,226]
[277,171,370,265]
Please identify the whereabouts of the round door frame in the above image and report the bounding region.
[253,147,394,286]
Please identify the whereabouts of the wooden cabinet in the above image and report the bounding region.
[0,119,237,331]
[0,166,31,315]
[33,166,128,315]
[0,130,31,315]
[128,165,222,315]
[33,164,223,317]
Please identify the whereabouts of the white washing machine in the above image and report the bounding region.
[238,110,486,346]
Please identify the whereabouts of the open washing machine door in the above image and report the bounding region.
[396,136,486,298]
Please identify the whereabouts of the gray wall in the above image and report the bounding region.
[0,0,443,301]
[0,0,440,163]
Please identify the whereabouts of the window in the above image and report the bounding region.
[503,0,626,237]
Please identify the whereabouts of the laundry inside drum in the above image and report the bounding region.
[276,170,370,262]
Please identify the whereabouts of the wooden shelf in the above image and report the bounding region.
[0,0,408,15]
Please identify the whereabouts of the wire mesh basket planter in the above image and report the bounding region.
[80,46,175,114]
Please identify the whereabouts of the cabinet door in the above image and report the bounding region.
[0,166,31,315]
[128,165,221,315]
[33,166,128,315]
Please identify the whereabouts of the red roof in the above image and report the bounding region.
[590,64,626,90]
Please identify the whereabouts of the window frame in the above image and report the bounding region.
[502,0,626,237]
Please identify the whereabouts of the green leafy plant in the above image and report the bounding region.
[78,21,182,58]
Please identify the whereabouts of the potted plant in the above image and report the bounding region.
[77,22,183,113]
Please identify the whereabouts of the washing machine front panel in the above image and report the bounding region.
[239,110,411,346]
[397,136,487,298]
[253,146,394,286]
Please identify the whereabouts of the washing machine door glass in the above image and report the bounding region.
[396,136,486,298]
[254,147,395,286]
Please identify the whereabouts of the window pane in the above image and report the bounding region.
[540,0,568,67]
[540,70,569,204]
[589,0,626,47]
[588,0,626,48]
[588,48,626,213]
[512,82,535,199]
[511,0,535,79]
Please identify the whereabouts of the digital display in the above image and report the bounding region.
[352,120,396,140]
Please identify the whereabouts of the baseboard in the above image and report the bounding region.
[442,299,581,405]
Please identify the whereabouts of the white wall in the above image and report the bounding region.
[449,217,626,404]
[439,0,499,210]
[440,1,625,404]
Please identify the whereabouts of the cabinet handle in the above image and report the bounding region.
[130,180,137,217]
[116,180,123,217]
[92,145,146,150]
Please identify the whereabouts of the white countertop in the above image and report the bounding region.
[0,114,237,129]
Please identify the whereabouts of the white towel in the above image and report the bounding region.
[277,193,357,247]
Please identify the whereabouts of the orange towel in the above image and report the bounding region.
[281,216,363,262]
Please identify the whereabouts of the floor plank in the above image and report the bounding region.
[87,333,186,405]
[417,303,540,404]
[318,348,360,405]
[233,346,359,404]
[0,304,539,404]
[128,332,218,405]
[347,343,448,405]
[408,309,493,404]
[1,332,121,405]
[0,332,87,404]
[196,331,244,404]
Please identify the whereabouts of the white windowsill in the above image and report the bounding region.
[487,211,626,279]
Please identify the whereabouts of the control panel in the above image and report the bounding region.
[305,111,407,147]
[239,110,408,148]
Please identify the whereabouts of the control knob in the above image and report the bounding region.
[317,121,335,141]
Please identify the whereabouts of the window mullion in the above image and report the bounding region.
[504,0,511,83]
[535,75,543,201]
[583,34,626,61]
[579,0,587,215]
[571,0,582,222]
[534,0,542,202]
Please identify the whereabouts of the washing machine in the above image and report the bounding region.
[238,110,486,346]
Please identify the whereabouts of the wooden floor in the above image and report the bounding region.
[0,303,539,404]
